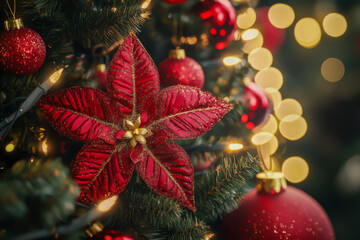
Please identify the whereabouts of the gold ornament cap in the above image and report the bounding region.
[169,48,186,59]
[85,221,104,237]
[96,63,106,73]
[4,18,24,31]
[256,172,287,194]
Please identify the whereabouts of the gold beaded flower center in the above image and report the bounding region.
[122,117,149,148]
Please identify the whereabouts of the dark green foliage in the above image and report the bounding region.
[195,154,260,223]
[0,158,79,238]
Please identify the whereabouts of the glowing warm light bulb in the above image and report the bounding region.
[279,115,307,140]
[241,28,260,41]
[223,56,241,66]
[268,3,295,29]
[242,31,263,54]
[228,143,244,151]
[321,57,345,82]
[5,142,15,152]
[97,195,118,212]
[275,98,303,120]
[282,156,309,183]
[237,8,256,29]
[294,18,322,48]
[322,13,347,37]
[251,132,273,145]
[256,114,278,135]
[264,88,282,109]
[42,140,48,155]
[248,48,273,70]
[255,67,283,90]
[49,68,64,83]
[141,0,151,9]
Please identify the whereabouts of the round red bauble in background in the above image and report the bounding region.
[220,172,335,240]
[162,0,188,4]
[94,230,134,240]
[158,48,205,88]
[255,7,285,53]
[192,0,236,50]
[0,18,46,75]
[237,82,271,130]
[92,63,107,89]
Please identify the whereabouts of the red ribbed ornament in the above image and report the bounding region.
[220,172,335,240]
[158,48,204,89]
[0,18,46,75]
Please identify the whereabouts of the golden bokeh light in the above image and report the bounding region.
[42,141,48,155]
[255,67,283,90]
[141,0,151,9]
[223,56,242,66]
[5,142,15,152]
[228,143,244,151]
[97,195,118,212]
[268,3,295,29]
[279,115,307,140]
[258,134,279,157]
[275,98,303,120]
[282,156,309,183]
[251,132,274,145]
[321,57,345,82]
[256,114,278,135]
[237,8,257,29]
[264,88,282,109]
[248,48,273,70]
[323,13,347,37]
[242,31,264,53]
[294,18,322,48]
[241,28,260,41]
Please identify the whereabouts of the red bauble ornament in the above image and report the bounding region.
[94,230,134,240]
[162,0,188,4]
[0,18,46,75]
[92,63,107,89]
[238,82,271,130]
[256,7,285,53]
[158,48,205,88]
[192,0,236,49]
[221,172,335,240]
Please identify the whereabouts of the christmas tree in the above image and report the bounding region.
[1,0,357,239]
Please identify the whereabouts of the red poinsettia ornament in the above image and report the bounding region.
[39,36,232,211]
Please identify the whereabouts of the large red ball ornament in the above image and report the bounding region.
[0,19,46,75]
[158,48,205,88]
[162,0,188,4]
[192,0,236,49]
[238,82,271,130]
[221,172,335,240]
[94,230,134,240]
[255,7,285,53]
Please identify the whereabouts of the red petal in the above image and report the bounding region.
[107,35,160,116]
[136,141,195,211]
[39,87,130,143]
[72,141,134,204]
[148,85,233,139]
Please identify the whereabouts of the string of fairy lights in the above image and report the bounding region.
[224,2,348,183]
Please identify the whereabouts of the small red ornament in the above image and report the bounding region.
[220,172,335,240]
[39,36,232,211]
[0,18,46,75]
[94,230,134,240]
[256,7,285,53]
[158,48,205,89]
[192,0,236,49]
[162,0,188,4]
[92,63,107,89]
[238,82,271,130]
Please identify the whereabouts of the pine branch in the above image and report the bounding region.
[195,153,260,223]
[0,158,79,238]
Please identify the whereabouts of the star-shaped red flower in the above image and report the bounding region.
[39,36,232,210]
